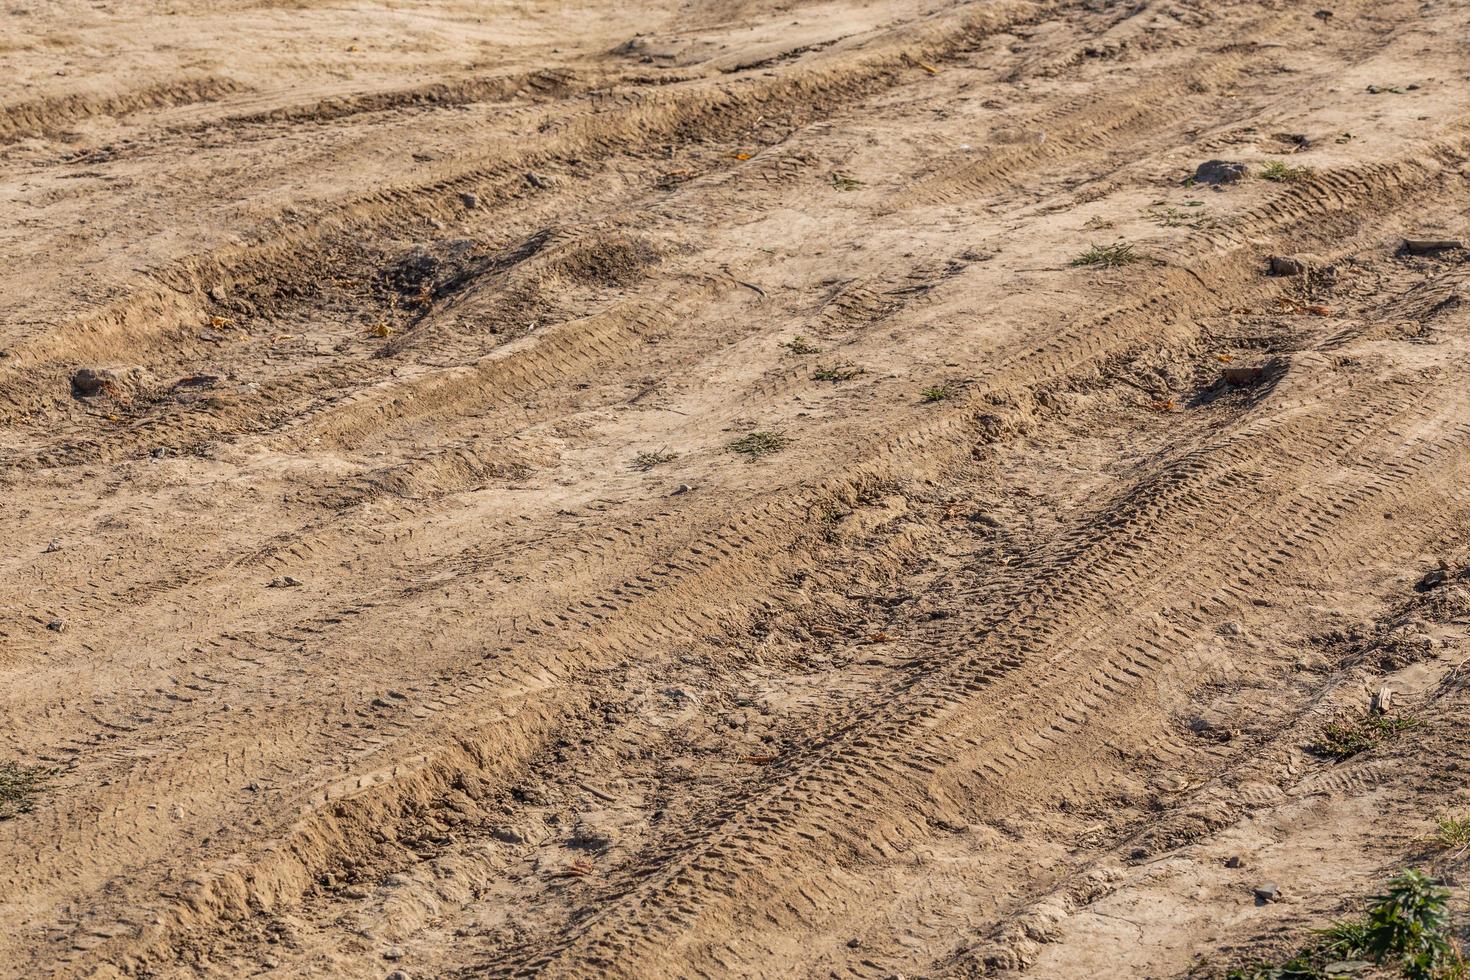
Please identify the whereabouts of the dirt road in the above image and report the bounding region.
[4,0,1470,976]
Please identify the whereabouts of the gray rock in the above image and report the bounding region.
[1419,565,1449,590]
[386,972,411,980]
[1193,160,1248,185]
[1226,855,1244,869]
[460,192,479,209]
[1253,882,1281,902]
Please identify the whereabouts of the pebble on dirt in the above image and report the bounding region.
[1417,563,1452,591]
[268,576,304,588]
[460,192,479,209]
[1253,882,1281,903]
[1192,159,1248,186]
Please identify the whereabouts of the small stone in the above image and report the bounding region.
[262,957,279,969]
[1253,882,1281,902]
[525,171,547,189]
[383,946,404,961]
[1192,160,1248,186]
[1226,855,1244,868]
[460,192,479,209]
[428,218,446,231]
[208,284,229,303]
[386,972,411,980]
[43,539,61,553]
[46,619,65,632]
[267,576,304,588]
[1418,564,1450,591]
[342,884,371,899]
[847,937,862,948]
[671,483,693,495]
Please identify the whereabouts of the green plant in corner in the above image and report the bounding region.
[1363,870,1461,979]
[1226,869,1466,980]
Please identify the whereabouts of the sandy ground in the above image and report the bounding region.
[3,0,1470,976]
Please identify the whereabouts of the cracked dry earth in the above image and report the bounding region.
[4,0,1470,977]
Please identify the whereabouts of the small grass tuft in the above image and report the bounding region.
[1310,711,1419,761]
[811,363,864,382]
[1259,161,1313,183]
[631,449,676,471]
[728,431,791,459]
[1435,815,1470,853]
[1145,202,1213,229]
[781,335,821,355]
[1071,242,1142,268]
[921,381,960,402]
[0,761,56,820]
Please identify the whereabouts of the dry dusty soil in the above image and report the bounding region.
[4,0,1470,977]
